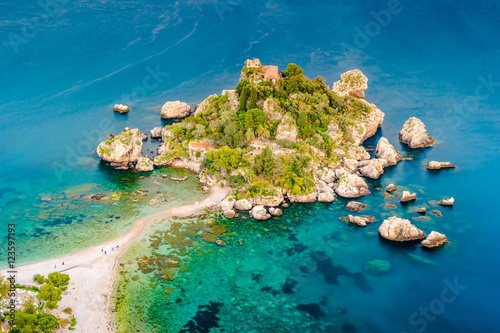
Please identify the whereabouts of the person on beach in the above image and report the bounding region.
[105,251,107,255]
[101,249,103,252]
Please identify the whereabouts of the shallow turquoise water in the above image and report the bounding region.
[1,0,500,332]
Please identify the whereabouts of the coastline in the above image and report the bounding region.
[1,187,230,333]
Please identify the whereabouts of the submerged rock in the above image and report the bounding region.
[400,191,417,203]
[339,215,375,227]
[160,101,191,119]
[421,231,448,248]
[438,197,454,206]
[97,128,143,170]
[234,199,252,211]
[135,157,154,172]
[250,206,271,220]
[346,201,367,212]
[358,158,388,179]
[378,216,426,242]
[385,184,397,192]
[432,209,443,217]
[426,161,456,170]
[399,117,436,148]
[113,104,130,113]
[363,259,391,275]
[375,137,402,165]
[335,169,370,198]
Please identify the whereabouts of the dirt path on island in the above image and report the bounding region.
[1,187,230,333]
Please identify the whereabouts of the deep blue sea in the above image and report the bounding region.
[1,0,499,332]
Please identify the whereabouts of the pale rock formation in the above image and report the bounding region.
[161,101,191,119]
[421,231,448,248]
[252,188,284,207]
[276,115,298,141]
[399,117,435,148]
[335,168,370,198]
[375,137,402,165]
[97,129,143,170]
[385,184,397,192]
[268,207,283,216]
[416,207,426,214]
[378,216,426,242]
[135,157,154,172]
[140,132,148,141]
[194,94,218,116]
[438,198,454,206]
[222,90,239,110]
[348,102,385,145]
[346,201,367,212]
[426,161,456,170]
[318,191,336,203]
[339,215,375,227]
[249,205,271,220]
[220,195,235,212]
[262,98,282,121]
[332,69,368,99]
[234,199,253,211]
[358,158,388,179]
[113,104,130,113]
[400,191,417,202]
[150,127,163,139]
[288,191,317,203]
[223,210,236,219]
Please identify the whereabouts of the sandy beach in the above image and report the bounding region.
[1,187,229,333]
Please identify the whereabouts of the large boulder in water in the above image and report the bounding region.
[358,159,388,179]
[97,129,143,170]
[113,104,130,113]
[375,137,402,165]
[234,199,252,211]
[161,101,191,119]
[135,157,153,172]
[421,231,448,248]
[378,216,426,242]
[150,127,163,139]
[399,117,435,148]
[249,206,271,220]
[426,161,456,170]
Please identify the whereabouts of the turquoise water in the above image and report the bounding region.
[1,0,500,332]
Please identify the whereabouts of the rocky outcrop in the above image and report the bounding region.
[339,215,375,227]
[262,98,282,121]
[378,216,426,242]
[234,199,252,211]
[97,129,143,170]
[400,191,417,202]
[438,198,454,206]
[346,201,367,212]
[432,209,442,217]
[416,207,426,214]
[358,159,388,179]
[141,132,148,141]
[375,137,402,165]
[399,117,435,148]
[421,231,448,248]
[332,69,368,99]
[288,191,317,203]
[135,157,154,172]
[249,205,271,220]
[252,188,284,207]
[276,115,298,141]
[150,127,163,139]
[113,104,130,113]
[161,101,191,119]
[335,168,370,198]
[385,184,397,192]
[268,207,283,216]
[426,161,456,170]
[222,90,239,110]
[220,195,235,213]
[348,102,385,145]
[316,181,336,202]
[194,94,218,116]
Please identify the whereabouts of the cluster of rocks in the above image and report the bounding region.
[378,216,448,248]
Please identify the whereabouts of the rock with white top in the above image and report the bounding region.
[426,161,456,170]
[400,191,417,203]
[113,104,130,113]
[378,216,426,242]
[438,198,454,206]
[375,137,402,165]
[249,206,271,220]
[161,101,191,119]
[399,117,435,148]
[234,199,253,211]
[421,231,448,248]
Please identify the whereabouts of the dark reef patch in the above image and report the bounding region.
[296,303,324,319]
[180,301,222,333]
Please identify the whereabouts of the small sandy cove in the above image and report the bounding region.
[1,187,229,333]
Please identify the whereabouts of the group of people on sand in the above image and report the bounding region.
[101,245,119,255]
